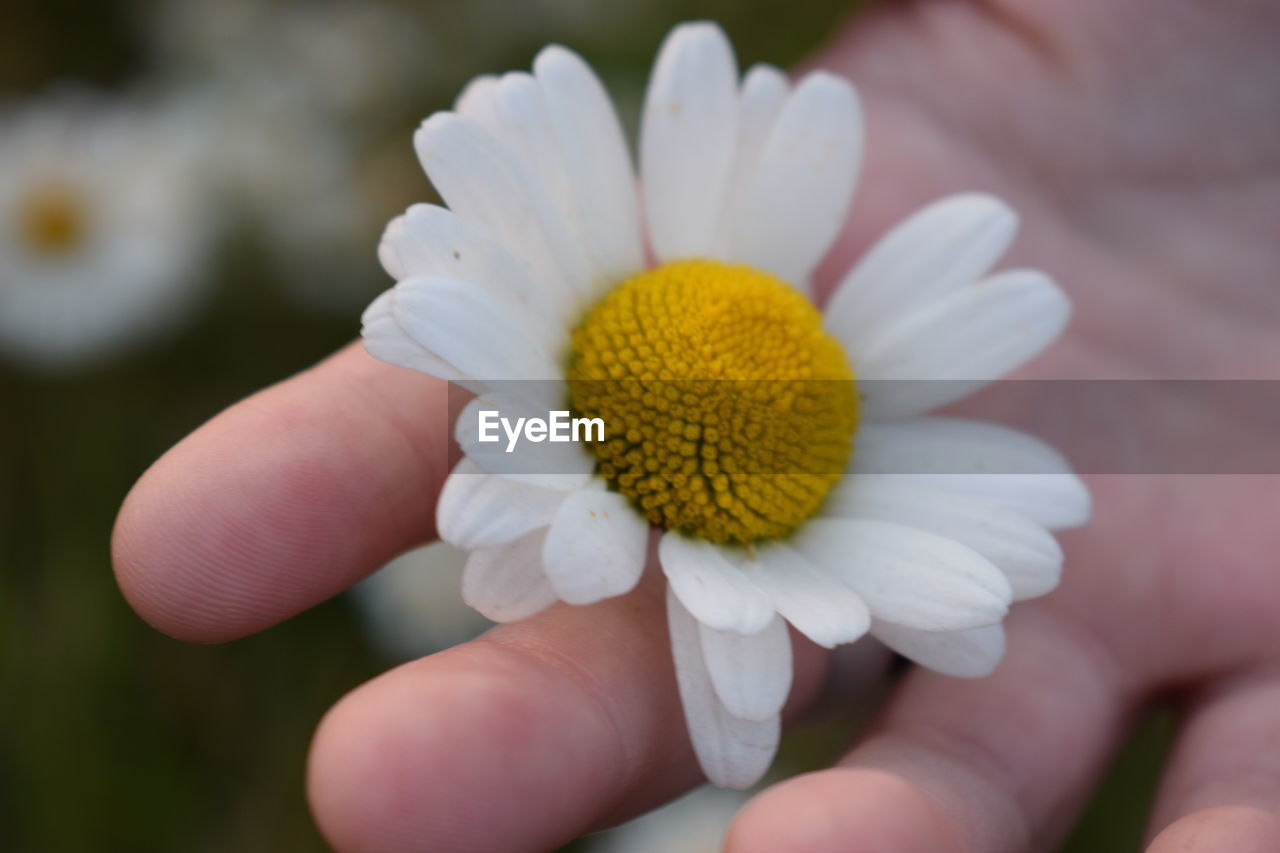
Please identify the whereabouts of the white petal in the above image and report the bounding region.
[361,289,471,385]
[489,72,581,268]
[659,534,774,635]
[462,528,558,622]
[377,215,411,280]
[454,392,596,490]
[391,275,559,382]
[640,22,738,261]
[825,193,1018,346]
[698,615,792,721]
[735,64,789,174]
[855,269,1071,418]
[414,112,592,306]
[490,72,550,146]
[738,543,870,648]
[436,458,567,550]
[379,204,561,334]
[728,71,862,284]
[853,417,1092,529]
[825,477,1062,600]
[541,488,648,605]
[534,45,644,286]
[871,620,1006,679]
[454,74,502,133]
[794,518,1011,631]
[668,587,779,789]
[712,63,787,260]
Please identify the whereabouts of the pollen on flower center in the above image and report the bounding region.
[17,180,89,256]
[567,259,859,544]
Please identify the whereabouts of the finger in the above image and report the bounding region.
[727,768,967,852]
[1146,807,1280,853]
[307,570,832,853]
[1147,669,1280,841]
[727,604,1136,852]
[113,344,452,643]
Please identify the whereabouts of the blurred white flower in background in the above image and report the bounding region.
[148,0,273,71]
[152,0,429,313]
[273,1,431,124]
[0,93,218,371]
[454,0,652,49]
[205,79,389,312]
[589,786,748,853]
[154,0,429,128]
[351,541,494,661]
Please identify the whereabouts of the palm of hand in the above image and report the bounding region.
[761,3,1280,849]
[113,2,1280,851]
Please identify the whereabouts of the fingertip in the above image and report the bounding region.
[307,642,628,853]
[1147,806,1280,853]
[725,768,964,853]
[111,437,286,644]
[111,346,451,643]
[111,400,378,643]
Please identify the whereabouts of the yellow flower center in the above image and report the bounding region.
[17,180,89,257]
[568,259,858,544]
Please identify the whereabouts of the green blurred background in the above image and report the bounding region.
[0,0,1172,849]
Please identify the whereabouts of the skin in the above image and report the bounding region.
[112,1,1280,850]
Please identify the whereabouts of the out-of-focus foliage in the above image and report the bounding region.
[0,0,1166,850]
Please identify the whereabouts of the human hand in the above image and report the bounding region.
[113,2,1280,851]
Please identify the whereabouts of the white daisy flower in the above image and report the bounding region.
[0,94,216,370]
[350,541,493,660]
[361,21,1091,788]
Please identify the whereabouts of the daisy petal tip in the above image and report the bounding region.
[873,622,1008,679]
[671,20,730,43]
[436,459,565,551]
[702,749,774,790]
[931,647,1005,680]
[1077,488,1094,525]
[743,61,786,83]
[404,201,436,220]
[796,69,861,106]
[416,110,452,135]
[541,489,648,606]
[969,194,1020,250]
[461,529,558,623]
[1012,266,1068,298]
[377,240,405,282]
[958,190,1017,214]
[360,301,458,380]
[917,191,1022,263]
[1044,273,1073,316]
[659,535,775,635]
[996,267,1073,342]
[454,74,499,112]
[699,617,792,722]
[532,43,585,77]
[1053,476,1093,529]
[358,336,387,367]
[381,212,407,241]
[657,21,736,76]
[799,518,1012,631]
[667,586,781,789]
[359,289,393,325]
[413,111,462,152]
